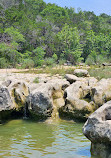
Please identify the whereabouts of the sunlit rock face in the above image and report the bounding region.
[83,101,111,158]
[27,83,53,120]
[27,80,68,120]
[59,80,94,121]
[74,69,89,77]
[0,86,13,122]
[91,78,111,107]
[0,80,30,122]
[0,86,13,111]
[9,81,29,109]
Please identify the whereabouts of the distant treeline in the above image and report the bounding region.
[0,0,111,68]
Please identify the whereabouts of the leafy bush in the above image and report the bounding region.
[96,55,107,65]
[59,59,66,65]
[0,58,8,68]
[86,53,109,66]
[32,47,45,67]
[52,53,58,62]
[85,55,95,65]
[22,59,34,69]
[43,58,55,66]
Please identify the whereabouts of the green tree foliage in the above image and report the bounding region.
[83,30,111,62]
[0,0,111,68]
[0,27,25,66]
[57,24,83,64]
[32,47,45,66]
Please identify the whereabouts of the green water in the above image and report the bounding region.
[0,119,91,158]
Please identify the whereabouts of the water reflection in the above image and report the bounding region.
[0,119,91,158]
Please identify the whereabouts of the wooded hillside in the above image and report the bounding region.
[0,0,111,68]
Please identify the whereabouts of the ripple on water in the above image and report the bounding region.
[0,119,91,158]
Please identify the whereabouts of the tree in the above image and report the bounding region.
[32,47,46,66]
[0,27,25,66]
[57,24,83,64]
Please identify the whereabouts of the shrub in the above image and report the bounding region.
[0,58,8,68]
[32,47,45,67]
[59,59,66,65]
[96,55,107,65]
[22,59,34,69]
[43,58,55,66]
[52,53,58,62]
[85,55,95,65]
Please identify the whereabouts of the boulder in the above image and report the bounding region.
[0,86,13,122]
[28,85,53,119]
[59,81,93,120]
[27,81,66,120]
[47,78,70,90]
[0,86,13,111]
[8,81,30,109]
[91,79,111,106]
[87,77,98,87]
[2,80,12,87]
[74,69,89,77]
[60,98,93,121]
[83,101,111,158]
[65,74,79,84]
[64,81,89,100]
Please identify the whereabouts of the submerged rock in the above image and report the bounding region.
[83,101,111,158]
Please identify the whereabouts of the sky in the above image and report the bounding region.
[43,0,111,16]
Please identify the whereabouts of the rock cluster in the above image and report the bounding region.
[1,68,111,125]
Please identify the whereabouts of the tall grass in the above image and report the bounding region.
[89,66,111,80]
[17,65,111,80]
[18,66,76,76]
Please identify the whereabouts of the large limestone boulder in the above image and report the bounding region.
[47,78,70,90]
[27,80,67,120]
[59,81,94,120]
[74,69,89,77]
[28,84,53,119]
[91,79,111,107]
[8,81,30,109]
[0,86,13,122]
[65,74,79,84]
[60,98,93,120]
[0,86,13,111]
[83,101,111,158]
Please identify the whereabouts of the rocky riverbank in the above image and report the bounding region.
[0,68,111,123]
[1,68,111,157]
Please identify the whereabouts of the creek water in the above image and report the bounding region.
[0,119,91,158]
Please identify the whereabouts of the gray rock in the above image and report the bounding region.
[83,101,111,158]
[2,80,12,87]
[74,69,89,77]
[91,79,111,106]
[91,143,111,158]
[65,74,79,84]
[8,81,30,109]
[60,81,93,120]
[0,86,13,111]
[27,81,65,120]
